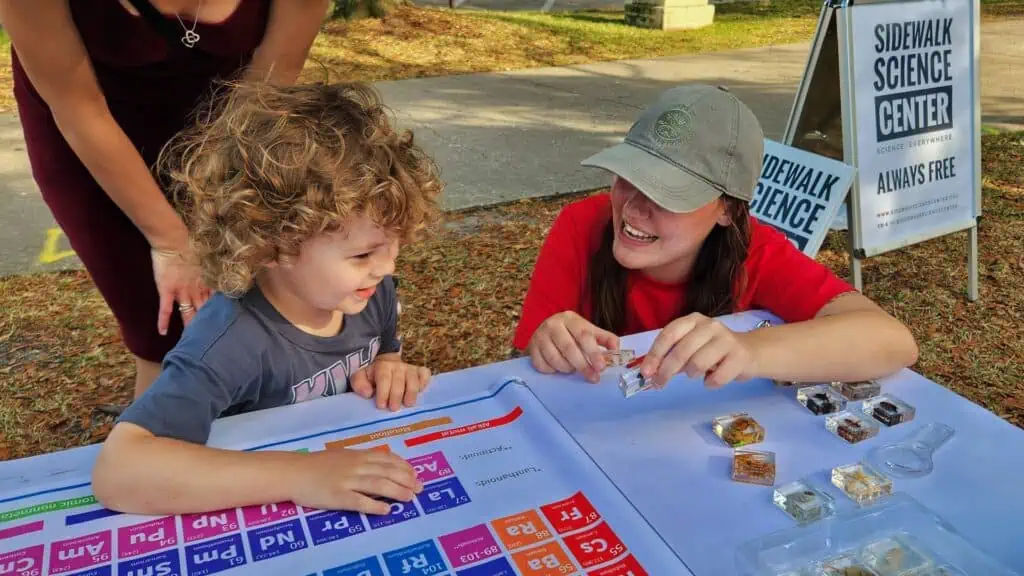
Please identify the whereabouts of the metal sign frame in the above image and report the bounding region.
[784,0,982,301]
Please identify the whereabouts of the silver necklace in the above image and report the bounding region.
[176,1,203,48]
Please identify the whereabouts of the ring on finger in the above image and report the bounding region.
[179,302,195,313]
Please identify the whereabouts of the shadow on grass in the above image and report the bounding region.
[548,10,629,26]
[713,0,824,18]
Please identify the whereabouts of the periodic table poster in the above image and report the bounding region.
[0,379,693,576]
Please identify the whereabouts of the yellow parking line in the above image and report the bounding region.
[38,228,76,264]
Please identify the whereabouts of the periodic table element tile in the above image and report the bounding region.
[510,540,577,576]
[49,530,113,574]
[562,521,628,569]
[382,539,449,576]
[491,509,553,551]
[117,516,178,559]
[0,544,44,576]
[438,524,502,569]
[408,451,455,484]
[367,497,421,530]
[416,477,472,515]
[540,492,601,534]
[240,501,300,528]
[305,509,366,546]
[586,554,649,576]
[184,533,247,576]
[245,518,308,562]
[115,549,180,576]
[321,556,385,576]
[181,509,241,544]
[454,556,517,576]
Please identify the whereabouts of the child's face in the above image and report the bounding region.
[277,213,398,316]
[609,177,729,283]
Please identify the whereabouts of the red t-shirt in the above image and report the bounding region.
[512,193,855,350]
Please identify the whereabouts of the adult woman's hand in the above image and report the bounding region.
[639,313,758,389]
[151,245,210,335]
[526,311,620,382]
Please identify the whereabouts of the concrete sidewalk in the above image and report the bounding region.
[1,18,1020,276]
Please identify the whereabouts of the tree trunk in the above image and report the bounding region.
[331,0,409,19]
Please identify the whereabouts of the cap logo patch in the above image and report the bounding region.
[650,107,694,147]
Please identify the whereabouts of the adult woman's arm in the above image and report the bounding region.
[639,224,918,388]
[738,292,919,383]
[245,0,330,85]
[0,0,207,333]
[639,294,918,388]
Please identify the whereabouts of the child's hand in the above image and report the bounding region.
[351,358,431,412]
[526,311,619,383]
[638,313,757,389]
[294,448,423,515]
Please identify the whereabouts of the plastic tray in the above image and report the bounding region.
[734,492,1019,576]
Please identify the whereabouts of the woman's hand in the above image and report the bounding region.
[638,313,758,389]
[151,246,210,335]
[526,311,620,382]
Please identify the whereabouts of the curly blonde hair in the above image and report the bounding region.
[159,81,443,296]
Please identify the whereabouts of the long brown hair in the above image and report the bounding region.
[588,197,751,334]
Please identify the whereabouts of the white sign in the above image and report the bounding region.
[751,138,855,256]
[848,0,978,255]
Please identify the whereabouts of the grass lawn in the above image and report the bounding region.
[298,1,822,85]
[1,132,1022,460]
[0,4,819,113]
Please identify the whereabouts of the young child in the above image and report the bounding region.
[91,81,443,517]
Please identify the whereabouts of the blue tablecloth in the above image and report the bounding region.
[3,310,1021,574]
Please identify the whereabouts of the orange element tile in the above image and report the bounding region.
[511,540,577,576]
[490,510,552,551]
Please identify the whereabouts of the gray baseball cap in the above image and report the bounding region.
[581,84,764,213]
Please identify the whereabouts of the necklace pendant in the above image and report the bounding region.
[181,29,200,48]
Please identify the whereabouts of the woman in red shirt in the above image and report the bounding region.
[513,85,918,388]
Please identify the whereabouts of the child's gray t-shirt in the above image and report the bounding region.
[118,276,401,444]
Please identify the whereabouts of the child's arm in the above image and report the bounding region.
[92,422,422,516]
[91,342,422,515]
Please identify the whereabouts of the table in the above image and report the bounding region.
[2,310,1022,574]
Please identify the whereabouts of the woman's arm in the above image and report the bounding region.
[1,1,187,250]
[734,224,918,383]
[0,1,206,331]
[638,293,918,388]
[739,292,919,382]
[638,221,919,387]
[245,0,330,84]
[512,206,591,351]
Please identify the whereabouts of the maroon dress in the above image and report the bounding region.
[13,0,271,362]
